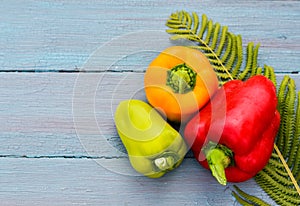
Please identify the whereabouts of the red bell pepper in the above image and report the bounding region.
[184,75,280,185]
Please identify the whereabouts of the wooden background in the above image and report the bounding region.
[1,1,299,205]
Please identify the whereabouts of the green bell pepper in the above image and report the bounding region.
[114,99,187,178]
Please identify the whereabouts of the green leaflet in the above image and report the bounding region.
[166,10,300,205]
[232,185,271,206]
[166,11,261,84]
[255,77,300,206]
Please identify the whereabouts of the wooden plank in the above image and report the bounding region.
[0,0,299,72]
[0,73,299,206]
[0,1,299,205]
[0,158,276,205]
[1,72,300,156]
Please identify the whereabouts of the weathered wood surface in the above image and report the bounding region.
[1,0,299,73]
[0,0,300,205]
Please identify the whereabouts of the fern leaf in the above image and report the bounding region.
[166,29,192,34]
[268,158,285,169]
[232,185,271,206]
[204,20,214,45]
[231,191,254,206]
[184,11,192,30]
[214,71,233,81]
[225,33,237,71]
[169,34,197,42]
[188,45,212,52]
[179,10,186,25]
[250,44,260,77]
[255,67,263,75]
[283,79,296,158]
[166,11,235,84]
[290,91,300,172]
[209,22,220,51]
[165,11,300,205]
[198,14,208,39]
[191,12,199,34]
[277,76,290,150]
[263,164,295,186]
[239,42,259,80]
[215,26,228,57]
[276,77,296,158]
[255,170,300,206]
[230,35,243,78]
[263,65,277,87]
[220,32,232,64]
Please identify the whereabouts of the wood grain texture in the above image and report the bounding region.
[0,0,300,205]
[0,158,276,206]
[1,73,299,156]
[0,73,299,205]
[0,0,299,72]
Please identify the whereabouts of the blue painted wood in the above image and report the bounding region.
[0,158,276,205]
[0,0,300,205]
[0,0,299,72]
[1,73,299,156]
[0,73,299,205]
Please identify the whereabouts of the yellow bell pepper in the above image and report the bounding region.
[114,99,187,178]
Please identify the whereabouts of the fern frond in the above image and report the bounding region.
[276,77,296,158]
[210,23,221,51]
[238,42,260,80]
[166,29,192,35]
[255,170,300,206]
[283,79,296,158]
[263,163,295,186]
[231,191,253,206]
[224,33,237,71]
[166,11,242,84]
[232,185,271,206]
[204,20,213,45]
[256,170,298,197]
[188,45,212,52]
[256,67,263,75]
[219,31,233,65]
[215,26,228,57]
[198,14,208,39]
[191,12,199,34]
[290,91,300,174]
[250,44,260,76]
[268,158,285,169]
[230,35,243,79]
[263,65,277,87]
[277,76,291,150]
[165,10,300,205]
[184,11,192,30]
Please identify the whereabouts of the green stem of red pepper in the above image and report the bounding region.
[203,142,233,185]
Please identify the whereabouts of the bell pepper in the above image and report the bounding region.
[144,46,219,122]
[184,75,281,185]
[114,99,187,178]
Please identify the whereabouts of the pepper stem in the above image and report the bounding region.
[203,142,233,185]
[166,63,197,94]
[153,151,179,171]
[154,156,175,171]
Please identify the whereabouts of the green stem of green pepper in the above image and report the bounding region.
[166,63,197,94]
[154,156,175,171]
[153,151,179,171]
[203,142,233,185]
